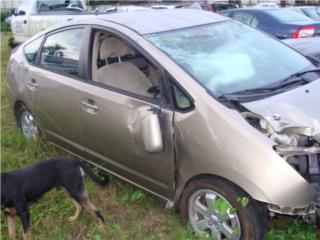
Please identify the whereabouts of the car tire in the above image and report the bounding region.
[18,106,39,141]
[179,177,267,240]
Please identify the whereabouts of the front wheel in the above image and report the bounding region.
[18,106,39,141]
[179,177,266,240]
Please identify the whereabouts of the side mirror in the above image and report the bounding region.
[142,113,163,153]
[18,10,26,16]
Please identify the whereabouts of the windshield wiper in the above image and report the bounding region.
[216,68,320,102]
[280,68,320,83]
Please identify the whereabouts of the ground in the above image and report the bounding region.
[0,32,318,240]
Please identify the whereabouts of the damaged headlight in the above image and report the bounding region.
[241,110,320,182]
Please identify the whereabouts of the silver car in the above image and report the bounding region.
[7,9,320,239]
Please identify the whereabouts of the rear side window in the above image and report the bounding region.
[40,28,84,77]
[24,36,44,64]
[232,12,259,28]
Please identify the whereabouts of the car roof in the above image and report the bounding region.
[291,6,318,9]
[221,7,284,13]
[97,9,228,35]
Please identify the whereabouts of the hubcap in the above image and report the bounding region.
[188,189,241,240]
[21,111,38,140]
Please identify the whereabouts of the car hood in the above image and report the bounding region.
[242,79,320,136]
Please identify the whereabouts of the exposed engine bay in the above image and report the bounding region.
[241,103,320,184]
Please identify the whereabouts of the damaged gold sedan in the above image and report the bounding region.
[7,9,320,239]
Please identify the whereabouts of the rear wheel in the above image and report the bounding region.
[18,106,39,140]
[179,177,266,240]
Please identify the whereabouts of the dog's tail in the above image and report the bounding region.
[79,161,109,187]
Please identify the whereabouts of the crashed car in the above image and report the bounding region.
[7,9,320,239]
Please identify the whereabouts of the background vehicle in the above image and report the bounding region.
[104,6,151,13]
[283,37,320,60]
[10,0,88,45]
[175,2,212,11]
[7,9,320,239]
[150,5,176,10]
[290,6,320,21]
[252,2,279,8]
[211,2,238,12]
[220,8,320,39]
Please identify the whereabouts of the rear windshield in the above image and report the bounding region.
[303,7,320,21]
[268,9,313,23]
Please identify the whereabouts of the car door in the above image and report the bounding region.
[80,31,175,198]
[30,26,88,156]
[11,0,31,43]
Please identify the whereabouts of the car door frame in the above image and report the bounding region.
[78,25,178,200]
[29,24,91,156]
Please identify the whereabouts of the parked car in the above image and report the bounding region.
[150,5,176,10]
[211,2,238,12]
[283,37,320,60]
[175,1,212,11]
[10,0,90,46]
[220,8,320,39]
[252,2,279,8]
[7,9,320,239]
[174,1,237,12]
[290,6,320,21]
[104,6,151,14]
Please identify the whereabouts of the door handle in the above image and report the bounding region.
[26,78,38,89]
[81,99,98,114]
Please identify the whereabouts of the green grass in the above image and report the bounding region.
[1,10,11,33]
[0,32,319,239]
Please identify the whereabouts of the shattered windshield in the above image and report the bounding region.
[146,21,312,96]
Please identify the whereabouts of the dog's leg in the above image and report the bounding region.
[80,194,105,230]
[16,204,31,240]
[64,191,83,222]
[69,198,83,222]
[6,213,16,239]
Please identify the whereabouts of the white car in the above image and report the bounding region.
[150,5,176,10]
[252,2,279,8]
[10,0,89,46]
[104,6,152,13]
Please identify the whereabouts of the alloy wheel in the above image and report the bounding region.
[20,110,38,140]
[188,189,241,240]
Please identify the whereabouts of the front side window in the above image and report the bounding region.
[92,31,163,100]
[24,36,44,64]
[146,21,313,97]
[40,28,84,76]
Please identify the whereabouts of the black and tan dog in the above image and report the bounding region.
[1,157,109,240]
